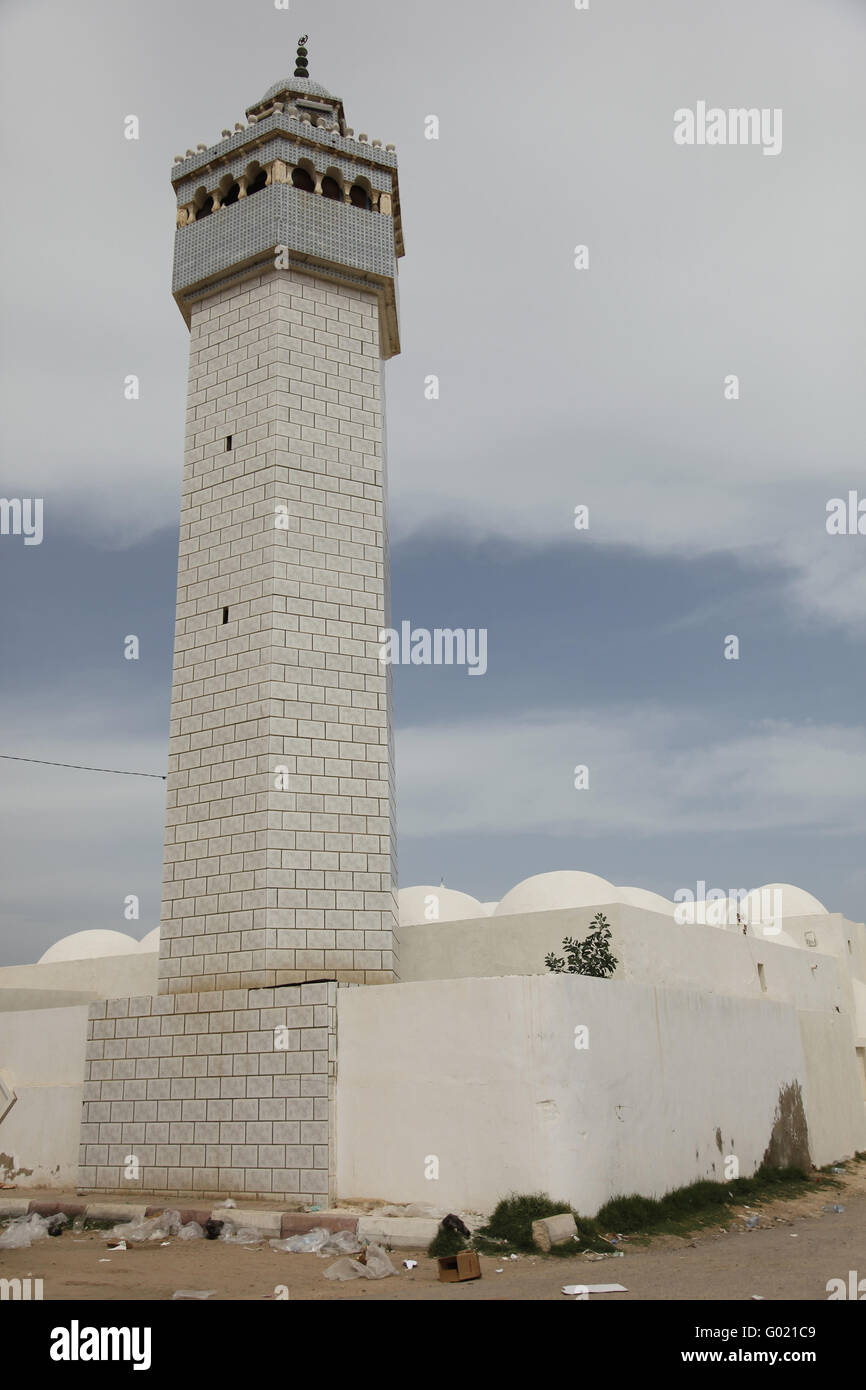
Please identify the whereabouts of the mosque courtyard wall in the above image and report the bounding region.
[335,972,866,1215]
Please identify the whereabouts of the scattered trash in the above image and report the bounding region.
[108,1211,183,1243]
[46,1213,68,1237]
[745,1215,759,1230]
[270,1228,329,1254]
[508,1253,519,1261]
[495,1267,504,1274]
[0,1212,52,1249]
[219,1199,237,1208]
[172,1290,216,1300]
[831,1166,844,1174]
[177,1221,204,1241]
[204,1219,224,1240]
[98,1258,111,1263]
[270,1227,362,1256]
[562,1283,628,1296]
[441,1213,472,1239]
[437,1251,482,1283]
[219,1222,262,1246]
[72,1216,86,1234]
[822,1204,845,1214]
[107,1239,128,1252]
[308,1205,321,1213]
[403,1259,418,1270]
[324,1244,398,1281]
[751,1295,766,1300]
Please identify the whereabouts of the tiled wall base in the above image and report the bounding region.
[77,983,335,1205]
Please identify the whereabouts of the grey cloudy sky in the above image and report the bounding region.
[1,0,865,964]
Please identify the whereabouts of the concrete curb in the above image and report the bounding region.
[0,1198,449,1248]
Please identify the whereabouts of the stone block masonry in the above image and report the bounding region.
[158,266,398,994]
[77,983,335,1204]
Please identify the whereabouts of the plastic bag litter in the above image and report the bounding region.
[0,1212,52,1249]
[172,1290,216,1300]
[218,1221,262,1245]
[177,1221,205,1241]
[323,1243,398,1281]
[269,1227,363,1256]
[269,1227,330,1254]
[108,1210,183,1243]
[318,1229,363,1257]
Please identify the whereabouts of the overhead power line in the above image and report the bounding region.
[0,753,166,780]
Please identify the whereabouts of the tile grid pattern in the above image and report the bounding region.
[159,266,398,995]
[77,983,336,1203]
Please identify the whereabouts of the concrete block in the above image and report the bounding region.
[357,1215,440,1249]
[532,1212,577,1252]
[0,1197,32,1218]
[84,1202,150,1223]
[211,1205,283,1234]
[279,1210,357,1238]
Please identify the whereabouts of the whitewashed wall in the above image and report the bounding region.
[336,974,866,1215]
[0,1006,89,1188]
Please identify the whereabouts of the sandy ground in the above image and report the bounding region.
[2,1166,864,1301]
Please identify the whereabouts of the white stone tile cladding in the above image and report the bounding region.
[77,983,336,1204]
[158,267,398,994]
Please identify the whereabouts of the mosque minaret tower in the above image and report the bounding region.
[160,38,402,995]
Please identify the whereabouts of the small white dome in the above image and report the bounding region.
[617,886,676,915]
[741,884,829,927]
[38,930,140,964]
[398,886,486,927]
[138,927,160,952]
[494,871,617,917]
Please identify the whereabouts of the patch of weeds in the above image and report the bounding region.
[427,1224,466,1258]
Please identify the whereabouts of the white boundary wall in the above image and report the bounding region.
[336,974,866,1215]
[0,1006,90,1188]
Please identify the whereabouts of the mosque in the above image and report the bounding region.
[1,47,864,1215]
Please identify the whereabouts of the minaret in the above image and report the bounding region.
[160,40,403,995]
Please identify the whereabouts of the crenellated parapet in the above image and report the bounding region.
[170,72,403,355]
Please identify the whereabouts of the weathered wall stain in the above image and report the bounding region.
[0,1152,34,1179]
[761,1081,810,1171]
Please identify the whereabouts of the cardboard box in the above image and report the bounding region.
[437,1251,482,1283]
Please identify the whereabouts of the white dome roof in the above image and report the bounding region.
[617,886,676,915]
[38,929,140,964]
[138,927,160,952]
[741,884,829,926]
[494,871,617,917]
[398,886,486,927]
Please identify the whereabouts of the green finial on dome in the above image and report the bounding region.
[294,35,309,79]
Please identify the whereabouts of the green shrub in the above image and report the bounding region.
[545,912,618,978]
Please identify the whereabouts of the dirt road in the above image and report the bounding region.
[2,1170,864,1301]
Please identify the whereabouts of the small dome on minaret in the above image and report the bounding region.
[246,36,345,125]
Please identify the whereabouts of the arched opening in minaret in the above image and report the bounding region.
[292,167,315,193]
[350,184,372,210]
[246,168,268,197]
[321,175,342,201]
[194,195,214,220]
[221,181,240,206]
